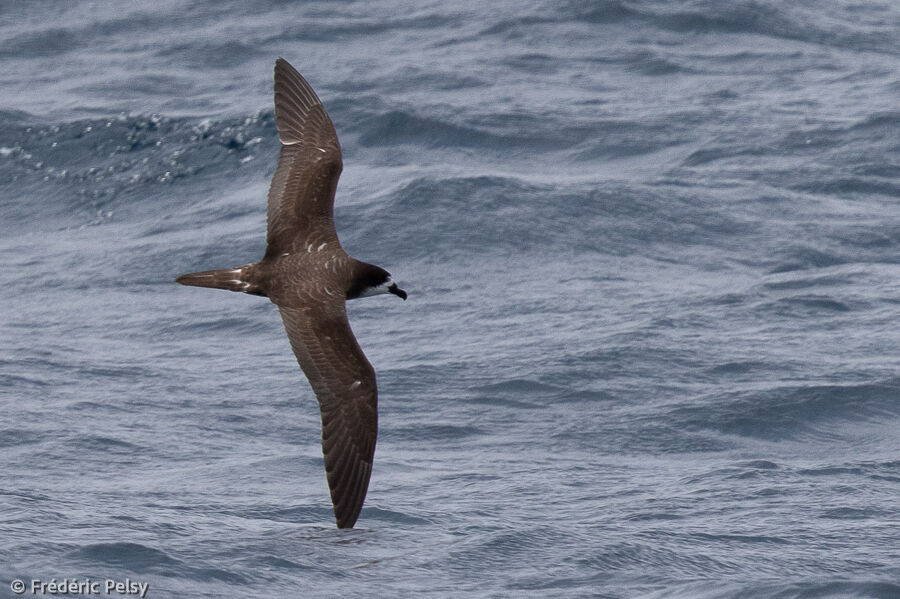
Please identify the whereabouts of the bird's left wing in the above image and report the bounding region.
[277,301,378,529]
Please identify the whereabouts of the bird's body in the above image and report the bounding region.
[176,58,406,529]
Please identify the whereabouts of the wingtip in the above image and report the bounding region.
[334,499,364,529]
[329,463,371,529]
[274,56,300,81]
[271,56,330,147]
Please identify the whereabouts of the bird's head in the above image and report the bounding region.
[347,263,407,301]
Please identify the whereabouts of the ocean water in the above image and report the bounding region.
[2,0,900,597]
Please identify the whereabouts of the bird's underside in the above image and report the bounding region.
[176,58,405,529]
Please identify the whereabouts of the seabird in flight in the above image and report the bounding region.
[176,57,407,529]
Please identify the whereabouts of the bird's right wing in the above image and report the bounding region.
[265,58,343,258]
[277,301,378,529]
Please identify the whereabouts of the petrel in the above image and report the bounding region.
[176,58,407,529]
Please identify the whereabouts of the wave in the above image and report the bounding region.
[670,378,900,441]
[475,1,899,57]
[0,104,680,243]
[343,173,756,262]
[71,542,182,572]
[70,542,248,583]
[348,103,613,156]
[565,1,899,55]
[0,109,274,229]
[639,581,900,599]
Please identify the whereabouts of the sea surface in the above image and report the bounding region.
[2,1,900,597]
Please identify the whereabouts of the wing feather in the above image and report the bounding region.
[278,302,377,529]
[265,58,343,258]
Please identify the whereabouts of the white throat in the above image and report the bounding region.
[354,277,395,299]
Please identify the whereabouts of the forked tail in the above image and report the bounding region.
[175,265,265,296]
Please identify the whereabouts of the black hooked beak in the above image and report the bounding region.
[388,283,407,300]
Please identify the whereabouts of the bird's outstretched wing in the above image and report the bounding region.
[265,58,343,258]
[278,302,377,529]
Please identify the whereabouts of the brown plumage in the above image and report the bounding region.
[176,58,406,529]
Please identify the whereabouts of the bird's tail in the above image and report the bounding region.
[175,264,265,296]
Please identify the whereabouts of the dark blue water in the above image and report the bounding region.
[2,1,900,597]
